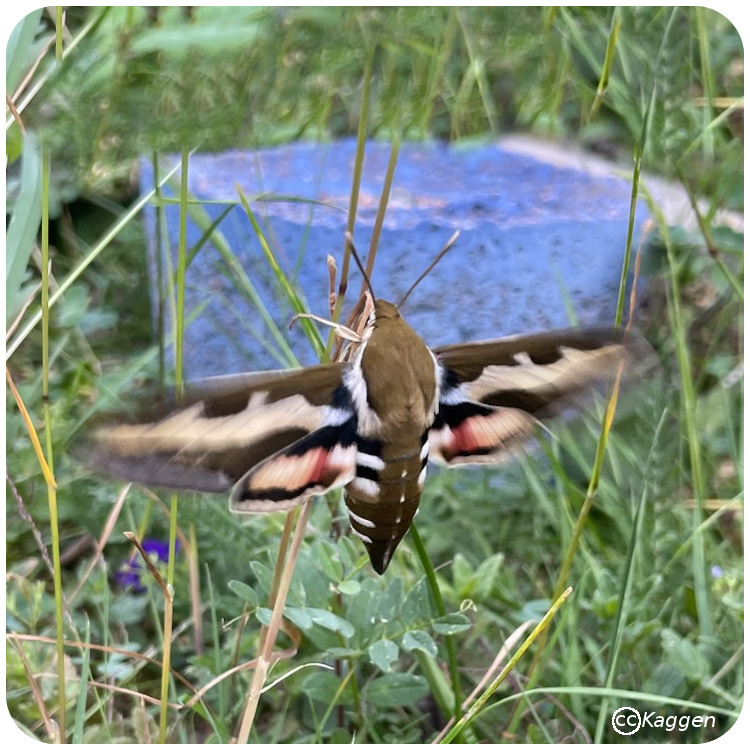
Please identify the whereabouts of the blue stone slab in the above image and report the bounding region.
[140,138,650,379]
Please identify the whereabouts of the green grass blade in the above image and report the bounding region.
[409,524,463,724]
[6,159,182,360]
[236,188,324,358]
[593,409,669,742]
[40,142,67,741]
[441,587,573,743]
[639,184,711,639]
[72,620,92,744]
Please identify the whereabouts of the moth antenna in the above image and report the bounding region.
[345,232,377,302]
[397,230,460,308]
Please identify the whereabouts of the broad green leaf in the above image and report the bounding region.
[367,639,400,672]
[6,9,44,95]
[55,284,90,327]
[255,607,272,626]
[344,578,381,632]
[284,607,314,630]
[227,580,259,609]
[282,606,355,638]
[337,579,360,596]
[317,540,343,582]
[452,553,475,597]
[301,671,348,706]
[401,630,438,657]
[132,17,263,58]
[472,553,504,601]
[326,647,362,659]
[7,125,23,164]
[661,628,709,683]
[401,579,431,623]
[305,607,355,638]
[432,612,471,635]
[337,535,363,569]
[365,673,429,708]
[375,577,402,623]
[249,561,273,597]
[643,662,686,698]
[516,599,553,623]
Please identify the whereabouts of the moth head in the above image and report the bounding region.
[373,299,400,320]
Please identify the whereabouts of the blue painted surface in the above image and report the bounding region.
[140,139,649,379]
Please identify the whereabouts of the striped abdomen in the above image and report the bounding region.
[344,433,429,574]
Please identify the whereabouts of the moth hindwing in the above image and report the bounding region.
[93,299,646,574]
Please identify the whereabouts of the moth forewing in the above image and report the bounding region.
[226,299,374,515]
[90,362,349,498]
[429,327,649,468]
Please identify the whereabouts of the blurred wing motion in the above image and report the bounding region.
[90,298,652,575]
[91,362,359,511]
[429,327,648,466]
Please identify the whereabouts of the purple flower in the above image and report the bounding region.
[114,538,180,592]
[142,538,178,561]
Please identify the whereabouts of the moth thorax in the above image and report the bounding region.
[359,305,438,436]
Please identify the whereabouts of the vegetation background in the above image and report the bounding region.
[6,6,743,744]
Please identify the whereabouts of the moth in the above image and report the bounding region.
[92,298,646,574]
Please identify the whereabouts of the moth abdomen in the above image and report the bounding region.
[344,436,428,574]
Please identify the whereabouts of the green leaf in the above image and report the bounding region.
[337,579,361,596]
[317,540,344,582]
[472,553,504,601]
[305,607,355,638]
[55,284,90,328]
[337,535,363,569]
[132,14,264,58]
[284,606,314,630]
[249,561,273,597]
[516,599,552,623]
[452,553,475,597]
[367,639,400,672]
[326,647,362,659]
[643,663,686,698]
[6,125,23,164]
[375,577,402,623]
[6,132,42,324]
[345,578,381,632]
[660,628,709,683]
[365,673,430,708]
[255,607,272,626]
[401,579,431,623]
[283,607,355,638]
[432,612,471,635]
[301,671,347,706]
[227,580,259,609]
[6,9,44,95]
[401,630,438,657]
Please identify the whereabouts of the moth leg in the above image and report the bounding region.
[290,313,362,343]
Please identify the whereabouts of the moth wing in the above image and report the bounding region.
[90,362,348,495]
[428,398,539,466]
[431,328,648,466]
[231,417,359,512]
